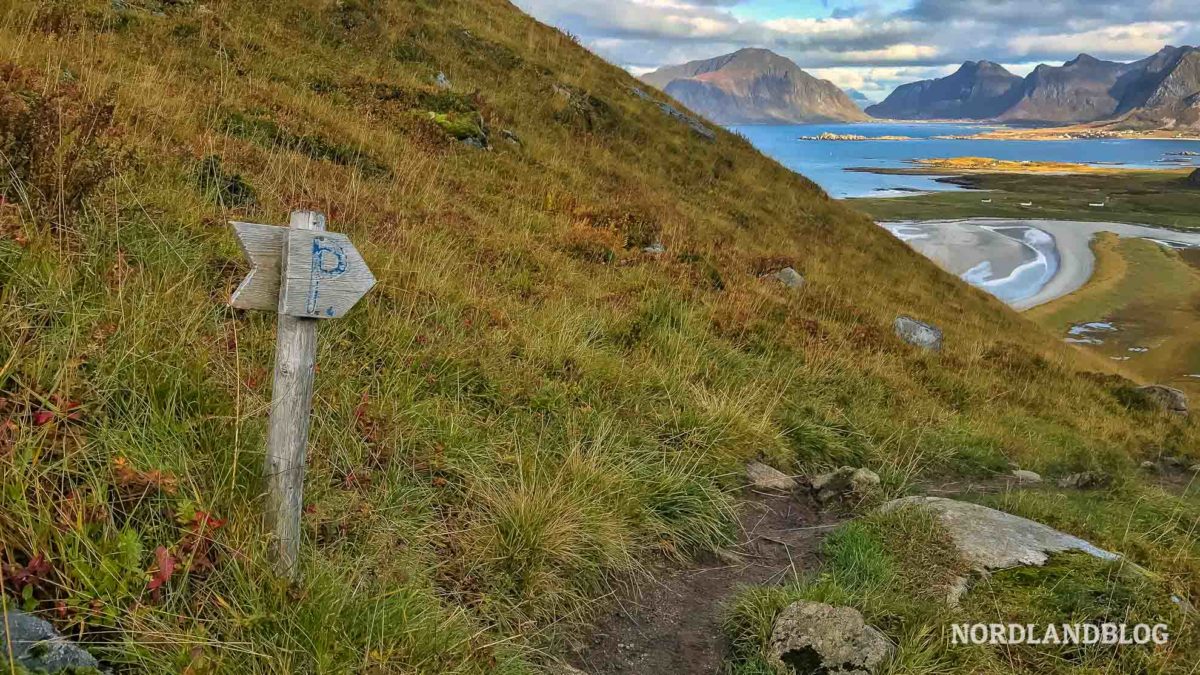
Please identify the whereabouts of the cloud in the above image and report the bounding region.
[512,0,1200,99]
[1008,22,1188,59]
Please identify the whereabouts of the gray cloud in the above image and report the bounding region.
[513,0,1200,100]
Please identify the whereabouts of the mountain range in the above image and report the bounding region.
[640,48,868,124]
[868,46,1200,130]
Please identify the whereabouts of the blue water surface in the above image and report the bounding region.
[729,123,1200,199]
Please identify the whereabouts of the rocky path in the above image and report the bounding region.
[569,486,844,674]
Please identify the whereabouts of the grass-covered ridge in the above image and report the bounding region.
[1,1,1198,672]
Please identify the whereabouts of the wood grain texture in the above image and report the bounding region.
[263,210,324,579]
[279,230,377,319]
[229,221,286,311]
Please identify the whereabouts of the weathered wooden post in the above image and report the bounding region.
[231,210,376,578]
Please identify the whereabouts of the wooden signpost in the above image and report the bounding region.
[231,210,376,578]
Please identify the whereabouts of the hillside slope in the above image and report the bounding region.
[1,1,1198,673]
[642,48,868,124]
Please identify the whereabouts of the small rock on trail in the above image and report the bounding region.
[768,600,892,675]
[811,466,880,505]
[1011,469,1042,484]
[746,461,798,492]
[572,491,842,674]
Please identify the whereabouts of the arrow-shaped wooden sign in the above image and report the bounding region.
[231,219,376,318]
[229,211,376,579]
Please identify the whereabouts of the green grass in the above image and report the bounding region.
[851,171,1200,231]
[2,1,1200,673]
[724,495,1200,673]
[1029,236,1200,396]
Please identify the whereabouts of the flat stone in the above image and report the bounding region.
[1137,385,1188,416]
[746,461,798,492]
[1,610,101,673]
[812,466,881,505]
[549,664,589,675]
[881,497,1118,571]
[1141,461,1159,471]
[893,316,942,352]
[768,601,892,675]
[642,241,666,255]
[1011,470,1042,484]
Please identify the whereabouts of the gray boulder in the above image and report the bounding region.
[1,610,101,673]
[747,462,798,492]
[1136,385,1188,416]
[768,267,805,289]
[881,497,1118,571]
[1011,469,1042,484]
[435,71,451,89]
[768,601,892,675]
[811,467,881,505]
[893,316,942,352]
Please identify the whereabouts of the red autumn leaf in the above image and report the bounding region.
[32,410,54,426]
[147,546,176,598]
[4,552,52,591]
[192,511,226,531]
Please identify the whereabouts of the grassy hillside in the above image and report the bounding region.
[1,1,1198,673]
[853,169,1200,231]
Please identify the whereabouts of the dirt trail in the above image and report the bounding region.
[570,489,844,674]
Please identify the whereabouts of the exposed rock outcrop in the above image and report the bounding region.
[768,601,892,675]
[768,267,805,289]
[893,316,942,351]
[881,497,1118,571]
[1190,168,1200,186]
[1137,384,1189,415]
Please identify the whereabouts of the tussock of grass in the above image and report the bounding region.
[2,0,1199,672]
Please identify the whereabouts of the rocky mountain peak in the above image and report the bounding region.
[641,48,868,124]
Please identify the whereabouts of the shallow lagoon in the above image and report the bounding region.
[880,219,1200,309]
[731,123,1200,199]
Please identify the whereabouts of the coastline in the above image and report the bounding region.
[881,218,1200,310]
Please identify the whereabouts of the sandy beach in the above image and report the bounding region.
[881,218,1200,310]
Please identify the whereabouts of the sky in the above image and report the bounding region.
[510,0,1200,102]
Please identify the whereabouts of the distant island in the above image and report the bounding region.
[640,48,868,125]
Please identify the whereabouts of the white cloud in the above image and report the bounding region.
[1008,22,1188,59]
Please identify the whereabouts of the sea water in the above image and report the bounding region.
[730,122,1200,199]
